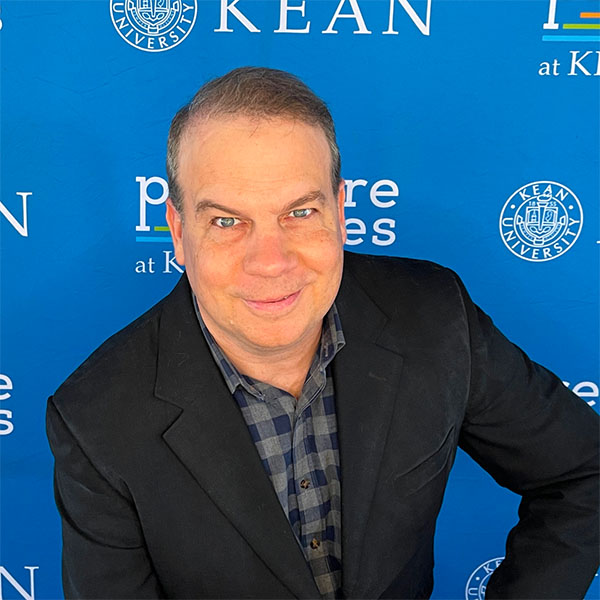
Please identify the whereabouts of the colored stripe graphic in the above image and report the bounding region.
[154,226,170,231]
[563,24,600,29]
[542,35,600,41]
[580,13,600,18]
[136,236,172,242]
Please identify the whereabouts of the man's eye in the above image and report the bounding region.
[289,208,313,218]
[213,217,240,228]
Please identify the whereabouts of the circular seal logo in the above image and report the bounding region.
[499,181,583,262]
[110,0,197,53]
[465,557,504,600]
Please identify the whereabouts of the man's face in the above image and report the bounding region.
[166,115,346,356]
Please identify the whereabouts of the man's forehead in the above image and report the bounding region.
[179,114,331,179]
[175,113,336,218]
[180,113,327,152]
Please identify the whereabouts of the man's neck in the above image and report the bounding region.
[206,325,322,400]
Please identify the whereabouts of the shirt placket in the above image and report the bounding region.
[292,369,339,597]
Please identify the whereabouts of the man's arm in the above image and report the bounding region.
[47,396,164,599]
[454,276,599,599]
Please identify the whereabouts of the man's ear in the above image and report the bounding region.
[166,199,186,266]
[337,180,347,245]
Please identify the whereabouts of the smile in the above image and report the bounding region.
[242,290,302,313]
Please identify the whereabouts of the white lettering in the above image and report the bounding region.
[372,218,396,246]
[564,380,598,407]
[543,0,559,29]
[322,0,371,34]
[275,0,310,33]
[0,410,14,436]
[0,192,32,237]
[215,0,260,32]
[164,250,184,274]
[344,179,368,208]
[538,61,551,76]
[344,218,366,245]
[538,59,560,76]
[568,51,596,76]
[370,179,398,208]
[383,0,431,35]
[136,177,169,232]
[114,15,128,30]
[0,566,38,600]
[572,381,599,399]
[0,374,13,401]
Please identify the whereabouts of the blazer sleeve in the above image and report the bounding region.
[453,275,599,599]
[46,396,164,600]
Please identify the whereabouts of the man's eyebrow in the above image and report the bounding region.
[283,191,327,212]
[194,200,245,217]
[194,191,327,218]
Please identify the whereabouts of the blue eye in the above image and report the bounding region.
[290,208,313,218]
[214,217,239,228]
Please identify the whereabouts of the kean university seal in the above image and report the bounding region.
[499,181,583,262]
[465,557,504,600]
[110,0,197,52]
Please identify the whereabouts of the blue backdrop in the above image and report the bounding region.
[1,0,598,598]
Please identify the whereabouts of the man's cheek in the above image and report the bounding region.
[300,234,343,263]
[198,262,239,293]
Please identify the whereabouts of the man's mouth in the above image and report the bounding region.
[243,290,302,312]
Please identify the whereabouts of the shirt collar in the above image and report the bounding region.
[193,293,345,396]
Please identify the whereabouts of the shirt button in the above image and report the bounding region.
[300,479,310,489]
[310,538,320,549]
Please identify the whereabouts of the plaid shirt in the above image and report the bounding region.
[194,298,345,599]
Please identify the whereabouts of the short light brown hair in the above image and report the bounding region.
[166,66,342,214]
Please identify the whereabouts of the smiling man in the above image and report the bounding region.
[166,115,346,398]
[47,67,599,600]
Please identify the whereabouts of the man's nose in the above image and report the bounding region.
[242,225,298,278]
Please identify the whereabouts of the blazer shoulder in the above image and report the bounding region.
[48,278,193,473]
[53,302,161,401]
[343,251,465,313]
[51,276,190,416]
[345,250,457,282]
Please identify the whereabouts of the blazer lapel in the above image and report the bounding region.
[333,267,405,598]
[154,276,320,599]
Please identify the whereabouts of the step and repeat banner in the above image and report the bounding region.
[1,0,598,598]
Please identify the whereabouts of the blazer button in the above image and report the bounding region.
[300,479,310,489]
[310,538,320,549]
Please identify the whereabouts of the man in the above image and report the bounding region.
[47,67,599,599]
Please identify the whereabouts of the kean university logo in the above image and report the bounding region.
[110,0,197,52]
[499,181,583,262]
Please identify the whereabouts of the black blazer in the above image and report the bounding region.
[47,252,599,599]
